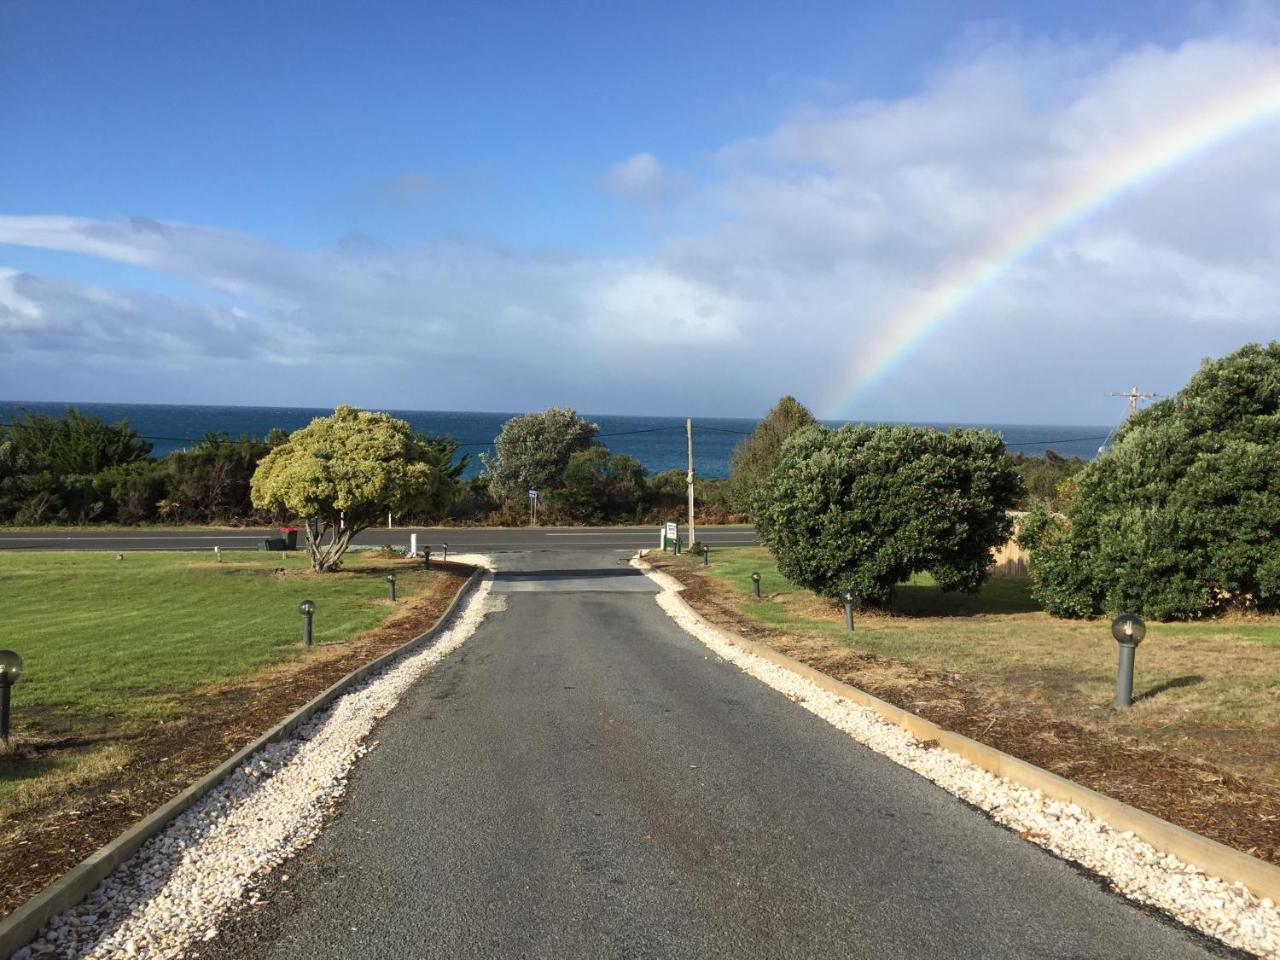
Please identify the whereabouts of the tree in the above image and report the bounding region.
[728,395,816,516]
[754,424,1022,606]
[164,434,272,524]
[1020,342,1280,620]
[0,408,151,523]
[558,447,648,523]
[250,406,454,571]
[480,407,598,504]
[1009,450,1085,510]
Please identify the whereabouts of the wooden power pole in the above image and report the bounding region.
[1111,386,1158,418]
[686,418,696,547]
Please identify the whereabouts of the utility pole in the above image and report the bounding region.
[1111,386,1158,418]
[686,418,696,548]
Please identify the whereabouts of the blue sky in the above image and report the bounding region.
[2,1,1279,422]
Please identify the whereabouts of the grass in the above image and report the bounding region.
[675,546,1280,787]
[0,549,435,759]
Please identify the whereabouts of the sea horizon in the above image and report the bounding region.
[0,399,1116,478]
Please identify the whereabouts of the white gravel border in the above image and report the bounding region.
[15,558,496,960]
[636,557,1280,959]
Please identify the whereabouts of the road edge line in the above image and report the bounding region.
[0,563,485,959]
[634,553,1280,906]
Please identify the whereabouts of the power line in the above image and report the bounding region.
[1003,434,1110,448]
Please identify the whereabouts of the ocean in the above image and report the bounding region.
[0,401,1115,478]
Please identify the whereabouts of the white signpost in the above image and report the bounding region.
[663,521,678,550]
[528,490,539,527]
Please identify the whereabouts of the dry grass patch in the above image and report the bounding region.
[649,547,1280,864]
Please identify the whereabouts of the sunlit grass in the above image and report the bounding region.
[0,549,431,740]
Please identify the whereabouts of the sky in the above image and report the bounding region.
[2,1,1279,424]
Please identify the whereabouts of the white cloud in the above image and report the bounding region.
[4,26,1280,419]
[602,152,689,202]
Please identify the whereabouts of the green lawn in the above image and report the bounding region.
[0,549,433,744]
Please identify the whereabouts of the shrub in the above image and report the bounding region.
[557,447,648,523]
[0,407,151,523]
[754,424,1022,606]
[1021,342,1280,619]
[480,408,598,504]
[1009,450,1085,510]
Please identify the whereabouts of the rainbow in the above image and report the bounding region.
[821,69,1280,419]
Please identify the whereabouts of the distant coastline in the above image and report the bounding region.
[0,400,1114,478]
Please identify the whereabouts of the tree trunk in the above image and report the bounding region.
[305,520,361,572]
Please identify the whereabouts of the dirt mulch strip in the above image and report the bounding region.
[653,557,1280,868]
[0,566,472,919]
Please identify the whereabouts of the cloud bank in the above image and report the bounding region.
[3,27,1280,421]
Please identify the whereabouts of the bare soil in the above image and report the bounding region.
[647,554,1280,868]
[0,566,472,918]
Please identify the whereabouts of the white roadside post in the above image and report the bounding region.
[410,532,418,558]
[528,489,539,527]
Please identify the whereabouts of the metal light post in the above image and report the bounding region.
[0,650,23,749]
[751,572,761,599]
[387,574,397,602]
[843,591,855,632]
[299,599,316,647]
[1111,613,1146,708]
[442,543,449,562]
[701,543,710,566]
[424,547,431,570]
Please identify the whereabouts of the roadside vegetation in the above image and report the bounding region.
[1021,341,1280,620]
[0,548,471,915]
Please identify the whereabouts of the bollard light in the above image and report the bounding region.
[751,571,761,599]
[387,573,397,602]
[298,599,316,647]
[0,649,23,749]
[442,543,449,562]
[701,542,710,566]
[423,547,431,570]
[1111,613,1146,708]
[843,591,855,632]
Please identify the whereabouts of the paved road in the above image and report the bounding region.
[208,550,1224,960]
[0,526,756,553]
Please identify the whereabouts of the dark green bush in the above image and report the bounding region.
[556,447,648,523]
[0,408,151,523]
[754,424,1021,605]
[1021,342,1280,620]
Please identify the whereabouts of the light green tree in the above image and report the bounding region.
[250,406,454,572]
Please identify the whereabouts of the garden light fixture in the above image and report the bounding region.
[0,649,23,748]
[299,599,316,647]
[843,591,855,632]
[751,571,761,599]
[1111,613,1146,708]
[387,573,397,602]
